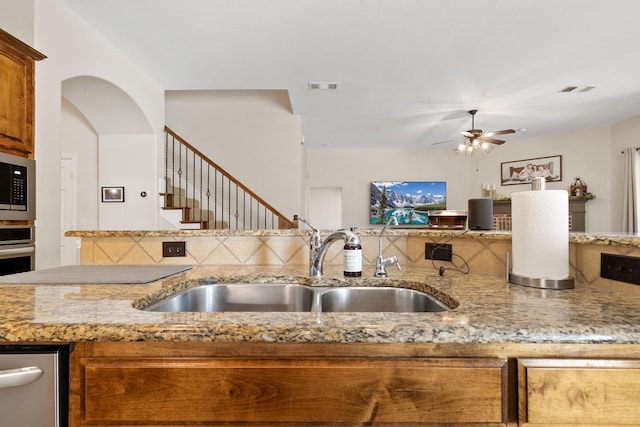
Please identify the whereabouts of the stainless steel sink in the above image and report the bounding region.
[319,286,450,312]
[142,282,452,313]
[144,283,314,312]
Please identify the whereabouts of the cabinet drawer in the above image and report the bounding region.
[519,358,640,426]
[80,357,508,425]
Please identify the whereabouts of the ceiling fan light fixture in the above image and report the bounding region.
[452,143,466,156]
[481,142,494,153]
[450,109,514,156]
[451,139,496,156]
[464,146,474,157]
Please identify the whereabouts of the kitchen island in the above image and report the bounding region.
[2,260,640,425]
[2,263,640,345]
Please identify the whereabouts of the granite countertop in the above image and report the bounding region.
[64,229,640,248]
[1,264,639,344]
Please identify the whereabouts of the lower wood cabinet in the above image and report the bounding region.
[518,358,640,426]
[73,352,510,425]
[70,343,640,426]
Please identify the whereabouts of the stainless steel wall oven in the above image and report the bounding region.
[0,226,34,275]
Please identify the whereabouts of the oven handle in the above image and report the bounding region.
[0,246,35,256]
[0,366,44,389]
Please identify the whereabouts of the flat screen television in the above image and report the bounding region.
[370,181,446,225]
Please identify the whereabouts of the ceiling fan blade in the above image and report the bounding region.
[483,129,516,137]
[479,136,506,145]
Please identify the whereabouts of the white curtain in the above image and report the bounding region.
[621,147,640,233]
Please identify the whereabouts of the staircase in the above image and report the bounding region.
[161,126,297,230]
[160,180,213,229]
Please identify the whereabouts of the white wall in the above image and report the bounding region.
[305,147,474,230]
[0,0,34,44]
[308,187,342,229]
[165,90,303,220]
[306,124,617,232]
[475,125,612,232]
[61,97,159,233]
[98,135,157,230]
[30,0,164,268]
[60,98,98,230]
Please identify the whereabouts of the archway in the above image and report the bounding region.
[60,76,155,264]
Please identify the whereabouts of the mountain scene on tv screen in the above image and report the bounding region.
[370,181,446,225]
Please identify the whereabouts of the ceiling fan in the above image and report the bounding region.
[462,109,515,145]
[454,109,515,155]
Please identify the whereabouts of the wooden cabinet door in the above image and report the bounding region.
[77,356,509,426]
[0,30,45,157]
[519,358,640,426]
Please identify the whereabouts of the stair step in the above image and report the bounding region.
[181,220,209,229]
[162,206,192,221]
[177,222,202,230]
[159,192,174,208]
[160,208,202,230]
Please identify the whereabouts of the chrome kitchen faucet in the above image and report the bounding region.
[297,217,361,278]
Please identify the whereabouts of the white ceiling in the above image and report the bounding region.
[61,0,640,149]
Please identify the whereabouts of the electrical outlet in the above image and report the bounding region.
[162,241,186,257]
[601,253,640,285]
[425,243,452,261]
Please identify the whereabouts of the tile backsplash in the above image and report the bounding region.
[76,232,640,285]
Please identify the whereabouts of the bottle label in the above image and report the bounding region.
[344,249,362,273]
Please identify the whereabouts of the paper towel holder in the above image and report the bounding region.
[506,252,575,290]
[531,176,546,190]
[505,178,575,290]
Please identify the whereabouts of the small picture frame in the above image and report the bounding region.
[101,186,125,202]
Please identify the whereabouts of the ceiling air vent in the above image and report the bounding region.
[308,82,338,90]
[559,86,596,93]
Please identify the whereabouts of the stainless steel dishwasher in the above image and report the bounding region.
[0,344,69,426]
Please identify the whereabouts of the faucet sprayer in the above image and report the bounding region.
[375,216,401,278]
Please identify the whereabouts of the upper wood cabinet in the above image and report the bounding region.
[0,29,46,158]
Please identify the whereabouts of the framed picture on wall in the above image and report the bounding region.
[101,186,125,202]
[500,155,562,186]
[370,181,446,226]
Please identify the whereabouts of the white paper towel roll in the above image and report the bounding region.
[511,189,569,280]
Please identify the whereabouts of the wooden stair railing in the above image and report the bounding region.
[163,126,297,230]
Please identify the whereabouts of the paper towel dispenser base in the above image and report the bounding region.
[508,273,575,290]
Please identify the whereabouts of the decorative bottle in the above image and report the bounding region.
[343,241,362,277]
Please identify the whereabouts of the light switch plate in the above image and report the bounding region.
[162,241,186,257]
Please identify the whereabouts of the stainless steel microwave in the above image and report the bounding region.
[0,152,35,220]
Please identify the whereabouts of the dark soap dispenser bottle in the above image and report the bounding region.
[343,228,362,277]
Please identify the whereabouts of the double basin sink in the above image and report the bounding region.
[142,280,453,313]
